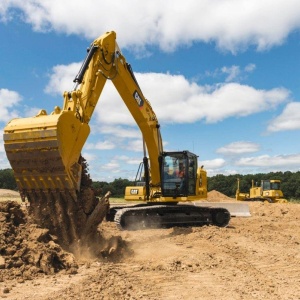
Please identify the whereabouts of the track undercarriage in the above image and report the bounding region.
[107,203,231,230]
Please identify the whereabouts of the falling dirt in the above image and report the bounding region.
[0,189,300,300]
[22,156,111,253]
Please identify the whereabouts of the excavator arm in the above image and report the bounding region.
[67,31,163,186]
[4,31,162,197]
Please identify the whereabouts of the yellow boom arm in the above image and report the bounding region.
[4,31,163,196]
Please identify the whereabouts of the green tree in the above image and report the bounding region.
[208,171,300,200]
[0,169,17,190]
[111,178,134,197]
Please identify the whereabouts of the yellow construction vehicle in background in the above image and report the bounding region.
[236,178,288,203]
[3,31,249,232]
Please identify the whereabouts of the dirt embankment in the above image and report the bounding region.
[207,190,235,202]
[0,201,78,280]
[0,200,129,282]
[0,189,300,300]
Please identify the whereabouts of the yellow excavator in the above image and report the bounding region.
[3,31,248,232]
[236,178,288,203]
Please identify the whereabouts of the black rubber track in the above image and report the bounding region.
[113,204,230,230]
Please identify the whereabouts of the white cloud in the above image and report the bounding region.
[0,88,22,123]
[85,140,115,150]
[221,64,256,82]
[1,1,300,53]
[45,63,291,129]
[123,140,144,153]
[138,74,290,124]
[45,64,135,126]
[200,158,226,169]
[217,141,260,155]
[0,128,11,168]
[0,89,42,123]
[267,102,300,132]
[199,158,226,176]
[0,129,4,153]
[100,126,141,139]
[81,152,97,163]
[245,63,256,73]
[236,153,300,169]
[101,160,120,172]
[207,63,256,82]
[44,62,81,95]
[222,65,241,82]
[202,152,300,175]
[117,155,142,165]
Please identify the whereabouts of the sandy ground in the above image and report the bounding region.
[0,189,299,300]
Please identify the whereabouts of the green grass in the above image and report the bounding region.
[288,198,300,203]
[107,197,145,205]
[108,197,127,204]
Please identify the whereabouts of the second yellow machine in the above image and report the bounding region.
[4,31,234,230]
[236,178,288,203]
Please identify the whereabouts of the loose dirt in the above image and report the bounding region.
[21,156,111,252]
[0,189,299,300]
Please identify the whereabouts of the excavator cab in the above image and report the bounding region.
[161,151,197,198]
[124,150,205,202]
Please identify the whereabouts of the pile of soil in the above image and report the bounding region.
[0,198,130,284]
[9,157,130,264]
[0,189,20,197]
[0,201,78,282]
[1,189,299,299]
[207,190,235,202]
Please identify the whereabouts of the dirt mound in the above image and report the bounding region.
[0,200,131,284]
[1,198,300,299]
[0,189,20,197]
[0,156,132,288]
[207,190,235,202]
[0,201,78,281]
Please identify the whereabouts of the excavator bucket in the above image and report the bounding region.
[3,110,90,198]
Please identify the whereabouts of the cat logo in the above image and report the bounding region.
[130,189,139,195]
[133,90,144,107]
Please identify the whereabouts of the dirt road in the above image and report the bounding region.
[0,190,299,300]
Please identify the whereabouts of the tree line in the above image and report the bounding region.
[0,168,134,198]
[1,168,300,199]
[208,171,300,199]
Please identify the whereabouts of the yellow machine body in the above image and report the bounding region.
[236,179,288,203]
[125,167,207,202]
[3,31,249,224]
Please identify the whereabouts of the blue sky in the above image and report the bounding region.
[1,0,300,182]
